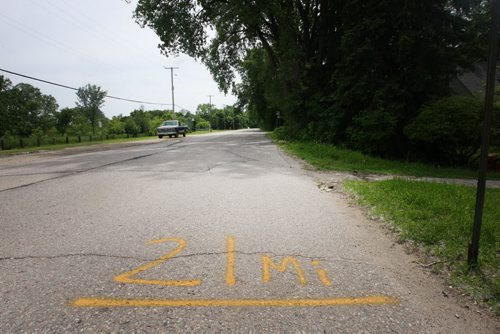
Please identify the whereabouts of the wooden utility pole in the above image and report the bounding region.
[164,66,178,118]
[468,0,500,266]
[208,95,214,131]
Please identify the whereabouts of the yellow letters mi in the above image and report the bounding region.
[261,255,307,286]
[114,238,201,287]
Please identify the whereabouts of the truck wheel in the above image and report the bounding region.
[175,133,179,138]
[158,135,163,139]
[182,132,186,137]
[168,135,172,138]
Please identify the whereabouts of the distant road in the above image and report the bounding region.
[0,129,496,332]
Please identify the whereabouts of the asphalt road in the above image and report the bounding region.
[0,130,497,332]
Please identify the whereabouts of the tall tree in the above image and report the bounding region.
[0,76,13,137]
[75,84,107,135]
[54,107,75,135]
[135,0,484,157]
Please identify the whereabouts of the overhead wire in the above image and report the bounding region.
[0,12,82,58]
[0,67,170,106]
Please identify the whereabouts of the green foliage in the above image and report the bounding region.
[347,109,399,156]
[54,107,75,135]
[405,96,485,165]
[344,179,500,311]
[76,84,107,135]
[124,117,140,136]
[129,108,152,134]
[195,103,249,130]
[0,77,59,138]
[134,0,488,164]
[108,115,125,135]
[271,137,500,179]
[0,75,249,144]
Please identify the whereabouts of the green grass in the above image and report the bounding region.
[270,135,500,179]
[0,130,227,155]
[0,135,158,155]
[344,179,500,313]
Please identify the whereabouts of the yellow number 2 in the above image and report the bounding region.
[114,238,201,287]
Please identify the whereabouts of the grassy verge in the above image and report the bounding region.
[344,179,499,313]
[269,134,500,179]
[0,130,227,156]
[0,135,158,155]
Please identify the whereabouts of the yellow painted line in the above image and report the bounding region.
[225,236,236,286]
[311,260,332,286]
[72,296,399,308]
[114,238,201,287]
[262,255,307,286]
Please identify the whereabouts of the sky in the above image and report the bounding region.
[0,0,236,118]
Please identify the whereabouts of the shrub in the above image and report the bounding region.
[347,108,399,156]
[404,96,483,166]
[272,126,305,141]
[124,118,140,136]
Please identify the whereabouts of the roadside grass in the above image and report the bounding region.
[0,135,157,155]
[344,179,500,313]
[0,130,227,155]
[269,135,500,179]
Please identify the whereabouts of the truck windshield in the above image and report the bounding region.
[162,121,177,126]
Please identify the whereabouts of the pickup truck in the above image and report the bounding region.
[157,120,188,138]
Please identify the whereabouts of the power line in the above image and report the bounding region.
[0,67,170,106]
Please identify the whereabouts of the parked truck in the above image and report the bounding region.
[157,120,188,138]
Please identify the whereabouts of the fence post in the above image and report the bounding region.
[52,138,56,145]
[89,135,92,142]
[19,138,24,148]
[1,139,4,150]
[66,136,69,144]
[78,135,81,143]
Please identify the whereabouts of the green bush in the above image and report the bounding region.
[124,118,140,136]
[273,126,302,141]
[405,96,484,166]
[347,108,399,156]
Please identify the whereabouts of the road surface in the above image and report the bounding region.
[0,130,497,332]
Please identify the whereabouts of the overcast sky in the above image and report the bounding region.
[0,0,236,118]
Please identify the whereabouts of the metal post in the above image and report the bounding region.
[164,66,178,118]
[468,0,500,267]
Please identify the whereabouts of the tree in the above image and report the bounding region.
[135,1,478,158]
[130,107,151,134]
[76,84,107,135]
[404,96,485,165]
[107,115,125,135]
[54,108,76,135]
[37,95,58,133]
[124,117,140,136]
[0,76,13,137]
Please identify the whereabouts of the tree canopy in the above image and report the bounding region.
[134,0,491,160]
[76,84,107,135]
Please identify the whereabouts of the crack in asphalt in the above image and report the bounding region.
[0,250,366,265]
[0,141,182,193]
[0,171,77,177]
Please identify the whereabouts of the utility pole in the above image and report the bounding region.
[468,0,500,267]
[164,66,178,118]
[208,95,214,131]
